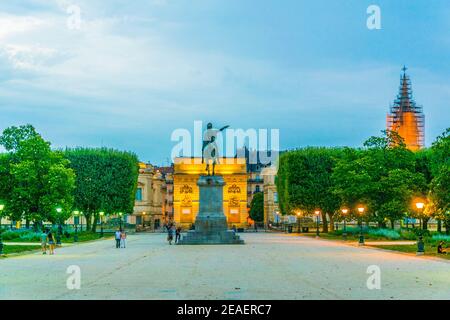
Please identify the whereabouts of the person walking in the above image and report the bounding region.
[115,229,121,249]
[47,230,55,255]
[120,230,127,248]
[167,225,174,245]
[40,229,48,255]
[175,226,181,244]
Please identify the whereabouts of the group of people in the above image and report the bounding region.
[114,229,127,248]
[165,223,181,245]
[40,229,56,255]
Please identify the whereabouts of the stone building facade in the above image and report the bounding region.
[261,166,280,228]
[132,163,167,230]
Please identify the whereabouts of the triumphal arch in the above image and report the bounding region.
[173,157,248,228]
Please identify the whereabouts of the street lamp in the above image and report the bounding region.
[118,212,123,231]
[314,210,321,238]
[357,206,365,246]
[73,211,79,243]
[55,207,63,246]
[99,212,105,237]
[296,211,301,233]
[341,208,349,239]
[415,201,425,255]
[415,201,425,228]
[0,204,4,255]
[142,211,146,228]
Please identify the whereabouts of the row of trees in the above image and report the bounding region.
[0,125,139,232]
[276,129,449,233]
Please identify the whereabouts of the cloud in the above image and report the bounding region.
[0,15,48,40]
[0,0,448,163]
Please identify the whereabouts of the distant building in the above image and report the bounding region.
[387,66,425,151]
[261,166,279,228]
[132,163,170,230]
[237,147,273,207]
[154,165,174,222]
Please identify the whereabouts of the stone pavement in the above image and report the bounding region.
[0,233,449,300]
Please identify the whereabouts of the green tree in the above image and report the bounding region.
[0,153,12,214]
[276,147,342,232]
[65,148,139,231]
[333,131,426,228]
[41,163,76,224]
[0,124,39,152]
[249,192,264,222]
[0,125,75,228]
[429,128,450,233]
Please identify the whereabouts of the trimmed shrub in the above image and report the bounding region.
[19,232,41,242]
[0,229,41,241]
[367,228,400,240]
[430,234,450,245]
[332,226,364,236]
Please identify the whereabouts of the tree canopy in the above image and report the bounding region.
[332,131,426,228]
[65,148,139,231]
[276,147,342,232]
[249,192,264,222]
[0,125,75,228]
[276,129,448,232]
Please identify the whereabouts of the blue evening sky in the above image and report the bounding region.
[0,0,449,164]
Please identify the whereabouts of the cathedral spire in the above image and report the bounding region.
[386,66,425,151]
[397,65,414,113]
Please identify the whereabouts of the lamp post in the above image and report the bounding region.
[0,204,5,255]
[80,211,83,232]
[357,206,365,246]
[415,202,425,255]
[275,211,280,228]
[99,212,105,237]
[142,211,146,229]
[341,208,349,240]
[296,211,301,233]
[73,211,79,243]
[55,207,63,246]
[119,212,123,231]
[314,210,321,238]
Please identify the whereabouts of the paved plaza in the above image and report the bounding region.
[0,233,449,300]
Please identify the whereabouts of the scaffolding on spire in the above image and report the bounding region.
[386,66,425,151]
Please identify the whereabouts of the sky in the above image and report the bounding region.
[0,0,449,164]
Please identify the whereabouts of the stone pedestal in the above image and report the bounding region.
[178,175,244,245]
